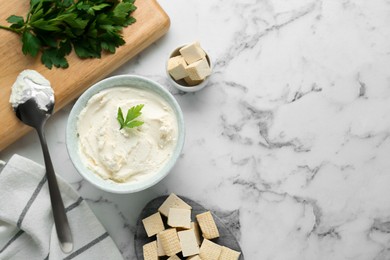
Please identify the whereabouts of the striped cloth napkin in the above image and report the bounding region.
[0,154,123,260]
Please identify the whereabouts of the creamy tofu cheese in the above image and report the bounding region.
[9,70,54,111]
[77,87,178,183]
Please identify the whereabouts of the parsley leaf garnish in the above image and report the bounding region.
[117,104,144,130]
[0,0,137,69]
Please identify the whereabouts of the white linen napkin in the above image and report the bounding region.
[0,154,123,260]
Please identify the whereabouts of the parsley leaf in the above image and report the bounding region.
[41,47,69,69]
[0,0,137,69]
[117,105,144,130]
[6,15,24,28]
[22,31,41,57]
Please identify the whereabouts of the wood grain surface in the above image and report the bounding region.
[0,0,170,151]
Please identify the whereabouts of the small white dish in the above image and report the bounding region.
[166,44,212,92]
[66,75,185,194]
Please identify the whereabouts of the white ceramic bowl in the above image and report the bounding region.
[66,75,185,193]
[166,44,212,92]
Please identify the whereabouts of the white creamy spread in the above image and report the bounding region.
[77,87,178,183]
[9,70,54,111]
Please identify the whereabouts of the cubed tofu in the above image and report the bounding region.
[187,255,201,260]
[219,246,241,260]
[167,255,181,260]
[178,229,200,257]
[157,233,166,257]
[158,228,182,256]
[196,211,220,239]
[199,239,222,260]
[191,222,202,245]
[168,208,191,229]
[184,76,203,86]
[186,58,211,81]
[179,42,206,64]
[142,212,165,237]
[159,193,192,217]
[168,56,188,80]
[143,241,158,260]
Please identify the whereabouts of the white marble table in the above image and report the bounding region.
[2,0,390,259]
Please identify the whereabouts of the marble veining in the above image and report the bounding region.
[1,0,390,259]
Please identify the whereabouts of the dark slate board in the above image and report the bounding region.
[134,195,244,260]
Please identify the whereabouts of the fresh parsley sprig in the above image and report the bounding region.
[117,104,144,130]
[0,0,137,69]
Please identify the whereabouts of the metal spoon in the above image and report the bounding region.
[12,77,73,253]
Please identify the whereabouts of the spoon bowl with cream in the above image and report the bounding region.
[66,75,185,193]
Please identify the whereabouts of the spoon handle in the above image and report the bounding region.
[37,127,73,253]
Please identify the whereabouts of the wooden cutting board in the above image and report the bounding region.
[0,0,170,151]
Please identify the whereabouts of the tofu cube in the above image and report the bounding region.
[179,42,206,64]
[157,233,166,257]
[199,239,222,260]
[178,229,200,257]
[158,228,182,256]
[219,246,241,260]
[187,256,201,260]
[186,58,211,81]
[159,193,192,217]
[142,212,165,237]
[191,222,202,245]
[167,255,181,260]
[196,211,220,239]
[168,208,191,229]
[184,76,203,86]
[168,56,188,80]
[143,241,158,260]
